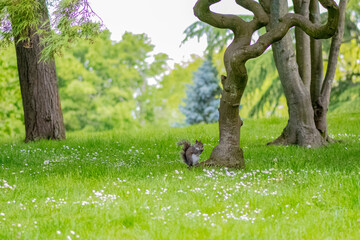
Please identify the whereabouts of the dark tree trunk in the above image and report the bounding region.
[201,72,245,169]
[13,0,65,142]
[200,34,249,169]
[268,0,326,147]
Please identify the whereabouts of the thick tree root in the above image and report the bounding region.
[267,125,327,147]
[199,144,245,169]
[325,135,342,143]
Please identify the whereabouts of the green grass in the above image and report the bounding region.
[1,113,360,240]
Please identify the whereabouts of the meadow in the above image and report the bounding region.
[1,113,359,240]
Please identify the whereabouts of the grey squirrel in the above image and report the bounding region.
[177,140,204,168]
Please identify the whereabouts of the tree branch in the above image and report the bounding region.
[193,0,246,33]
[259,0,271,14]
[235,0,269,29]
[232,0,339,63]
[321,0,347,97]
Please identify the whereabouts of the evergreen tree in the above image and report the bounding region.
[180,57,221,125]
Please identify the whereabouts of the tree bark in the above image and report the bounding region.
[13,0,65,142]
[310,0,324,105]
[269,35,326,147]
[294,0,311,90]
[268,0,326,147]
[313,0,347,140]
[199,35,250,169]
[201,73,245,169]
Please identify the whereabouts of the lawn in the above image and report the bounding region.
[1,113,360,239]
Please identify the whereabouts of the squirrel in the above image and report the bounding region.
[177,140,204,168]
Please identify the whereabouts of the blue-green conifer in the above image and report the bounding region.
[180,57,221,124]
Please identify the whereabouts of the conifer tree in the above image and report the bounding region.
[180,57,221,125]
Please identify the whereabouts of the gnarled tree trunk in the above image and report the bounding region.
[269,0,346,146]
[13,0,65,142]
[270,33,326,147]
[201,70,246,169]
[193,0,338,168]
[268,0,325,147]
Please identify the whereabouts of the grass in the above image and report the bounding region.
[0,112,360,239]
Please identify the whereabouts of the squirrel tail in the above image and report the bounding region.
[177,140,191,166]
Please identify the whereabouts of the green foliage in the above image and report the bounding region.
[243,50,288,118]
[347,0,360,31]
[153,56,203,126]
[56,31,167,131]
[39,0,104,60]
[335,40,360,82]
[182,21,231,54]
[0,0,41,47]
[0,113,359,239]
[322,0,360,51]
[0,47,24,138]
[0,30,168,136]
[331,84,360,113]
[329,40,360,113]
[0,0,103,59]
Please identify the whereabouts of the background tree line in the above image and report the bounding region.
[1,30,359,138]
[0,0,359,140]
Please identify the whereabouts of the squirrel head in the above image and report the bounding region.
[195,140,204,152]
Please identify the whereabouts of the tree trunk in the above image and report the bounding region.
[14,1,65,142]
[294,0,311,90]
[313,0,347,140]
[200,73,245,169]
[268,0,326,147]
[310,0,324,106]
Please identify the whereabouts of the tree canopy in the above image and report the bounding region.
[0,0,103,59]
